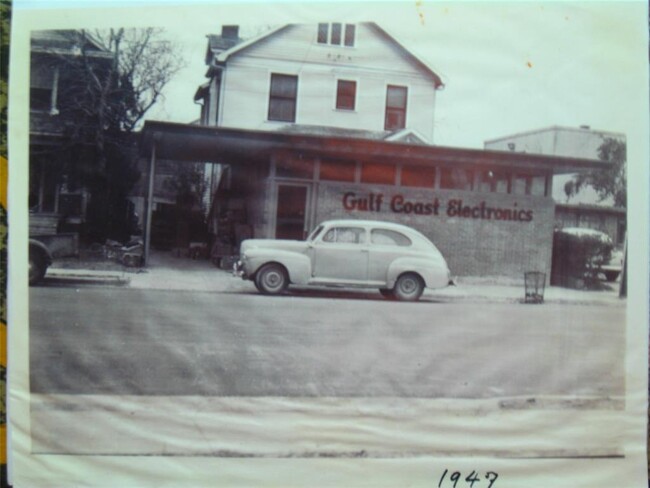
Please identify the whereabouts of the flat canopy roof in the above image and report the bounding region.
[140,121,612,175]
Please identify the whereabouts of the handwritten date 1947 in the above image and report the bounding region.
[438,469,498,488]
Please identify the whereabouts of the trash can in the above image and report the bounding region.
[524,271,546,304]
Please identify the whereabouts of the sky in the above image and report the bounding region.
[12,1,648,151]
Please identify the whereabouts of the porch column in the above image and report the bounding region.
[143,142,156,265]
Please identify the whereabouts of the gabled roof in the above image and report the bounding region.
[384,128,429,145]
[207,22,443,88]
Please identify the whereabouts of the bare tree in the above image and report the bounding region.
[34,28,185,241]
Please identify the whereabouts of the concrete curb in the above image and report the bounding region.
[46,269,131,285]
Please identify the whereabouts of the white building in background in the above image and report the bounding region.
[194,23,444,143]
[484,125,626,206]
[484,126,626,245]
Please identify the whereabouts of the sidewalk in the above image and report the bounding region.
[47,251,625,306]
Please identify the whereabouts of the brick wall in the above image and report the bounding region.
[313,183,555,279]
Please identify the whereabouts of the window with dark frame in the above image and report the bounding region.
[319,159,356,182]
[275,156,315,179]
[344,24,356,46]
[401,165,436,188]
[331,23,342,45]
[336,80,357,110]
[268,74,298,122]
[316,23,356,47]
[385,85,408,131]
[478,169,510,194]
[361,162,396,185]
[440,168,474,190]
[317,23,328,43]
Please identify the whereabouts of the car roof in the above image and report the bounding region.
[318,219,420,234]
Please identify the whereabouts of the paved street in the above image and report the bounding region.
[29,284,625,399]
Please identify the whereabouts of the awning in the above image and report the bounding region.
[139,120,612,175]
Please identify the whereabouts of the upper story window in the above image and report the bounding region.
[317,23,356,47]
[336,80,357,110]
[385,85,408,131]
[268,73,298,122]
[30,65,59,114]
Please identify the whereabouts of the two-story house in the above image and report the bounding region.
[29,30,114,233]
[194,23,443,143]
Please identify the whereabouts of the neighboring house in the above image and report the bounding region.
[29,30,113,232]
[194,23,443,143]
[485,126,626,245]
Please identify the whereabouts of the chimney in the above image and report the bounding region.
[222,25,239,39]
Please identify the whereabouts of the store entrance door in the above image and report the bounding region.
[275,184,310,240]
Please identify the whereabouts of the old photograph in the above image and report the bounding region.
[8,1,648,487]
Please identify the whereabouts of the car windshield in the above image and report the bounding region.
[307,225,324,242]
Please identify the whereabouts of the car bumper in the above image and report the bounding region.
[233,260,247,279]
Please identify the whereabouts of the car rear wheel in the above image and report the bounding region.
[393,273,424,302]
[255,263,289,295]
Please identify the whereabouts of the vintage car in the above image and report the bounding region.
[234,220,451,301]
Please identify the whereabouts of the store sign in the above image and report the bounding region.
[342,192,534,222]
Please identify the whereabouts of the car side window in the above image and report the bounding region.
[322,227,366,244]
[371,229,412,247]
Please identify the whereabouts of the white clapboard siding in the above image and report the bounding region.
[216,23,438,142]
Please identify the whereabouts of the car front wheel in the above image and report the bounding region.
[393,273,424,302]
[254,263,289,295]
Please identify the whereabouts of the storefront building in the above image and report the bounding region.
[140,122,610,280]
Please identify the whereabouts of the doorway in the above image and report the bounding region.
[275,184,310,240]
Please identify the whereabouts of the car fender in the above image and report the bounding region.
[244,249,311,284]
[29,238,53,265]
[386,256,449,289]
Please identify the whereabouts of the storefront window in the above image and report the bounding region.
[275,156,314,179]
[361,163,396,185]
[512,175,528,195]
[440,168,473,190]
[401,165,436,188]
[530,175,546,196]
[513,174,547,196]
[478,169,510,193]
[319,159,356,182]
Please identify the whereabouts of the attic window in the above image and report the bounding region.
[317,23,355,47]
